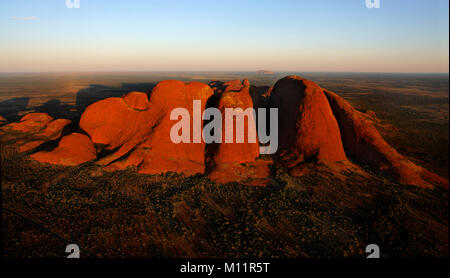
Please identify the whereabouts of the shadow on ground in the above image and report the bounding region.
[0,83,157,123]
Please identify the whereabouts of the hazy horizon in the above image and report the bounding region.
[1,0,449,73]
[1,70,449,75]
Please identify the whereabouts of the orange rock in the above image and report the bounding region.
[104,148,148,172]
[207,80,259,165]
[206,80,270,184]
[242,79,250,87]
[37,119,71,139]
[263,86,273,98]
[79,92,156,165]
[269,76,347,175]
[18,140,47,153]
[324,89,449,189]
[136,80,214,175]
[1,113,70,152]
[3,113,53,133]
[122,91,150,110]
[223,79,246,93]
[31,133,96,166]
[93,81,214,176]
[20,113,53,123]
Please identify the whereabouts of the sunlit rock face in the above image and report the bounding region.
[1,112,71,152]
[31,132,96,166]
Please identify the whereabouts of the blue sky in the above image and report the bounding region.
[0,0,448,72]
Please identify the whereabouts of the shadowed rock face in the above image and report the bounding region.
[269,76,347,175]
[324,89,449,190]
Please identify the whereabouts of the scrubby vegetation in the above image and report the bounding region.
[2,73,448,258]
[2,140,448,258]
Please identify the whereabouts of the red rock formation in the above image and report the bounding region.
[102,81,214,176]
[37,119,71,139]
[207,80,259,164]
[269,75,347,175]
[122,91,151,110]
[13,77,445,189]
[134,80,214,175]
[324,89,449,189]
[31,133,96,166]
[18,140,47,153]
[208,79,248,94]
[1,113,70,152]
[263,86,273,98]
[16,118,71,152]
[3,113,53,133]
[79,91,155,165]
[223,80,246,93]
[104,148,149,172]
[206,80,270,185]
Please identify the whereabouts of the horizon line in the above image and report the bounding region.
[0,70,449,75]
